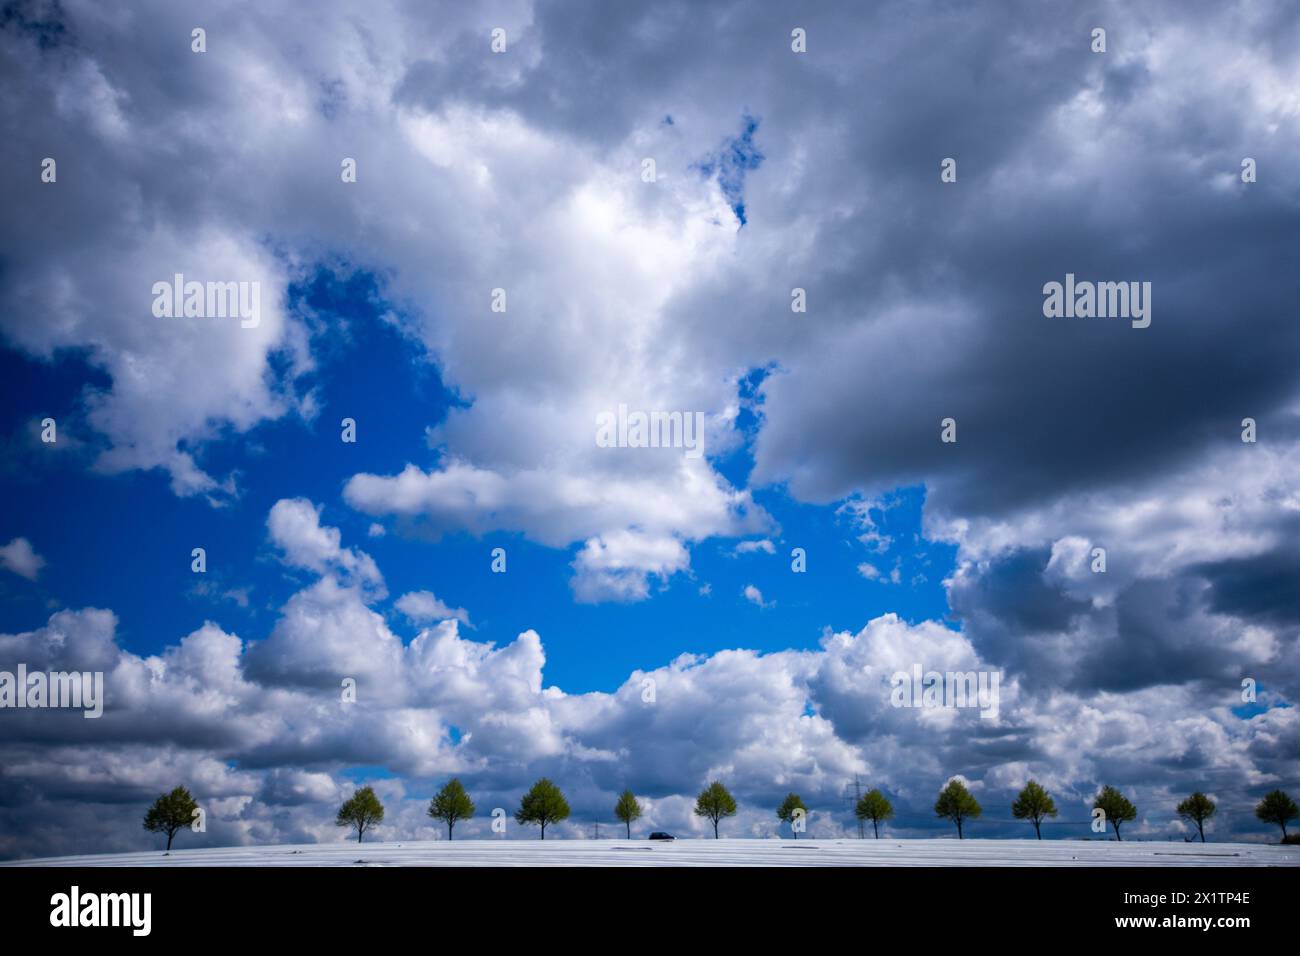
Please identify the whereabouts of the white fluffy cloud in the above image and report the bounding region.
[0,537,45,580]
[395,590,470,626]
[569,529,692,603]
[2,468,1295,855]
[3,0,776,593]
[267,498,384,595]
[345,460,769,600]
[5,587,1294,858]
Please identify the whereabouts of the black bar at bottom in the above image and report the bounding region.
[0,864,1283,942]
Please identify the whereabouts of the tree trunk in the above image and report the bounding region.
[956,818,963,839]
[872,820,879,839]
[1197,821,1205,843]
[448,822,453,841]
[540,822,546,840]
[625,821,631,839]
[713,819,719,839]
[1280,821,1287,840]
[1113,822,1122,842]
[166,831,174,851]
[357,827,363,843]
[1034,820,1042,840]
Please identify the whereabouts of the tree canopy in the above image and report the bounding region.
[336,785,385,843]
[776,792,808,838]
[693,781,738,838]
[614,789,643,839]
[1011,780,1058,840]
[1175,791,1216,843]
[854,789,894,839]
[143,785,199,851]
[428,778,476,840]
[1254,789,1298,840]
[515,778,570,839]
[1093,785,1137,841]
[934,779,981,839]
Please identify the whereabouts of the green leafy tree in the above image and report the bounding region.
[614,789,643,839]
[1254,789,1299,841]
[428,778,475,841]
[143,785,199,851]
[776,792,809,838]
[1093,785,1137,841]
[1011,780,1058,840]
[515,778,570,839]
[934,778,981,839]
[854,788,894,839]
[693,781,738,838]
[1175,792,1216,843]
[336,785,385,843]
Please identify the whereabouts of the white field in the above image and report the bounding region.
[6,838,1298,867]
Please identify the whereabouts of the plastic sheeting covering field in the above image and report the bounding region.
[7,839,1298,867]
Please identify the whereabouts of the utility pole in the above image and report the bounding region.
[848,776,865,839]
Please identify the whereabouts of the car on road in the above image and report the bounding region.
[648,832,676,841]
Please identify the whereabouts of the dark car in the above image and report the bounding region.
[648,832,676,841]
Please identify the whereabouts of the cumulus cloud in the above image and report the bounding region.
[244,576,403,692]
[938,441,1299,700]
[741,584,772,609]
[3,596,1293,858]
[267,498,384,595]
[570,529,692,603]
[346,460,769,601]
[395,590,470,626]
[3,0,775,592]
[0,537,44,580]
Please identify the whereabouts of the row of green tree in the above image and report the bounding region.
[144,780,1300,847]
[329,779,1300,843]
[914,780,1297,843]
[927,780,1299,843]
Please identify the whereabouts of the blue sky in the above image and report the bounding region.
[0,267,956,693]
